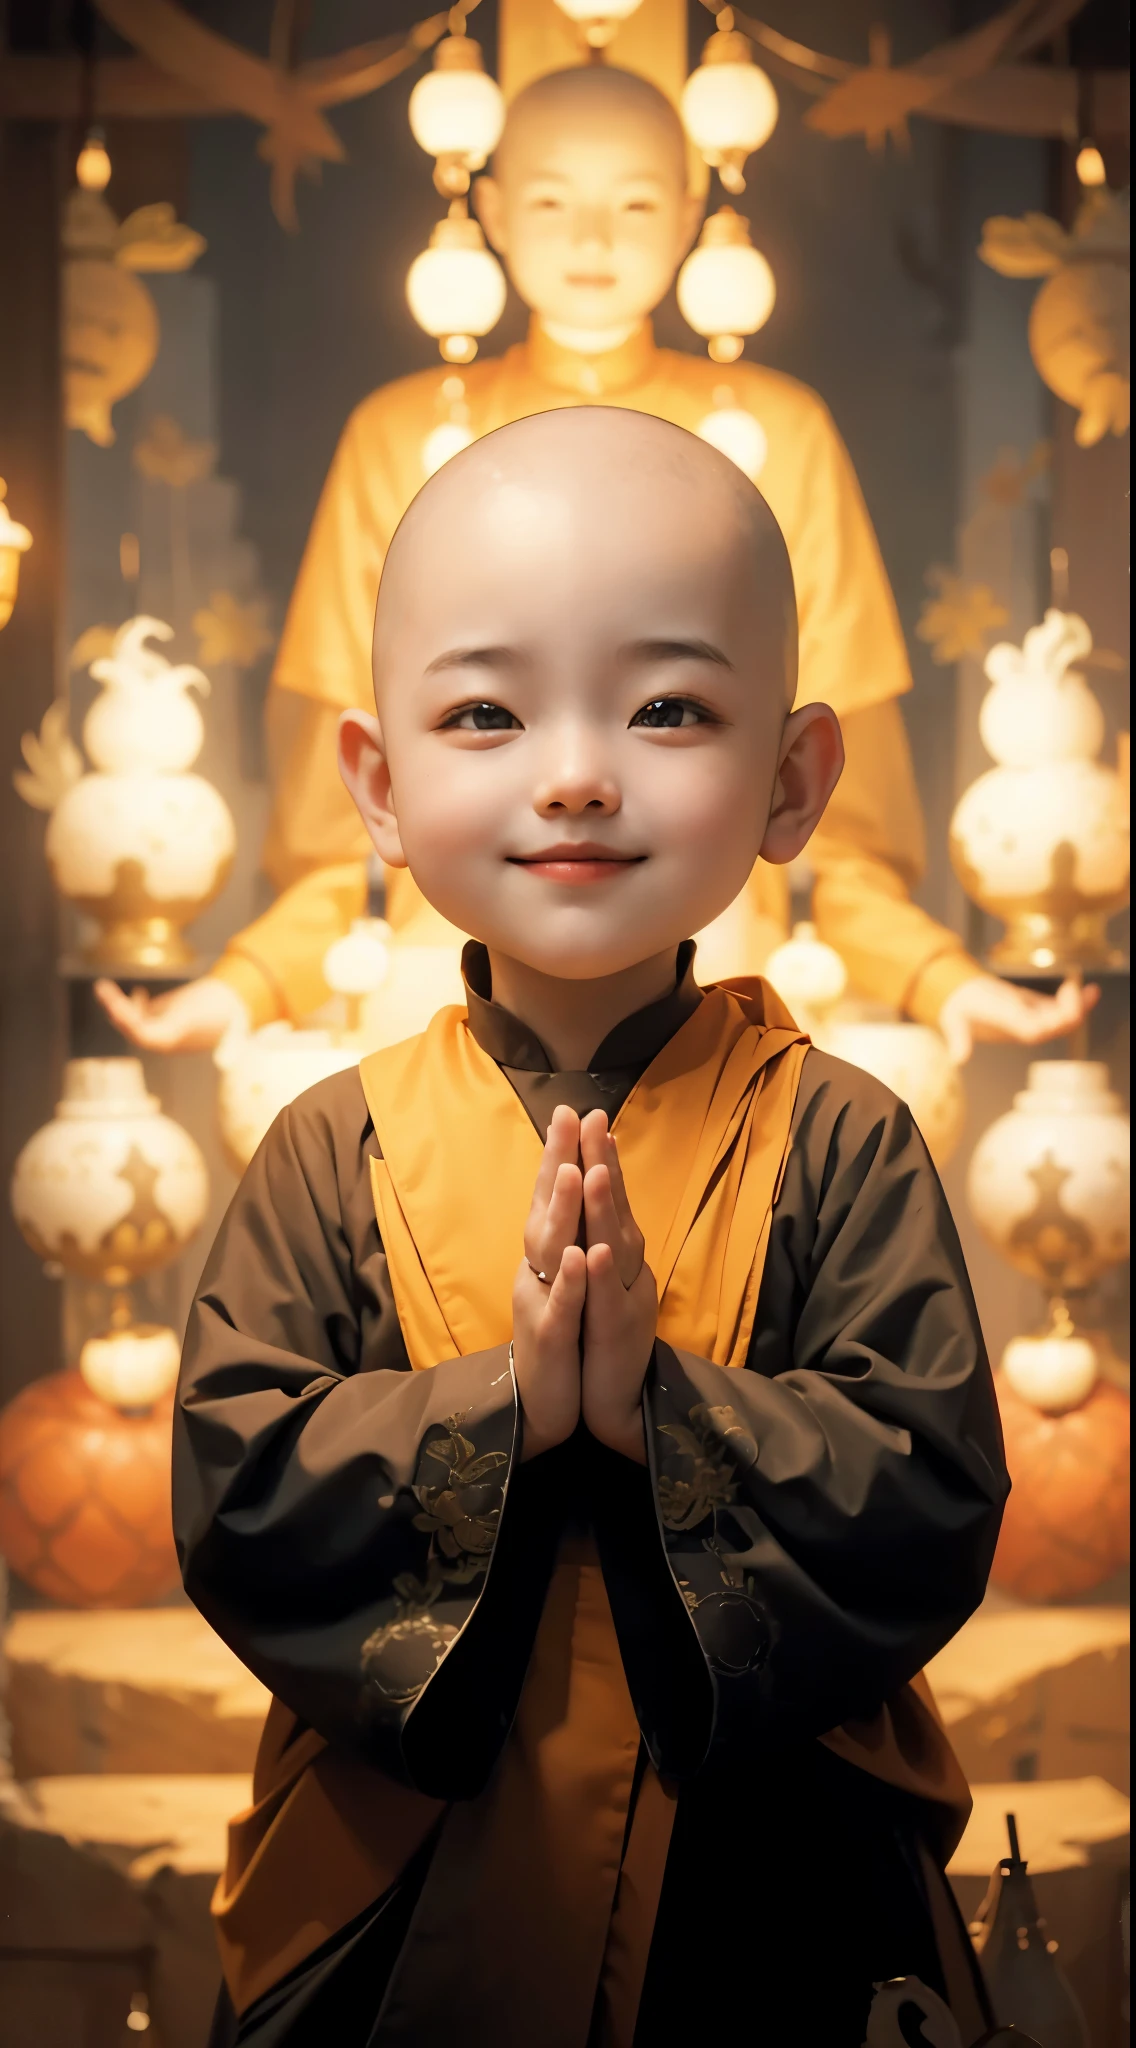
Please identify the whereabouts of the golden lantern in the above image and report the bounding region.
[0,479,32,630]
[1075,142,1107,188]
[409,36,506,197]
[695,385,768,480]
[407,202,507,363]
[75,126,112,193]
[681,24,778,194]
[551,0,645,50]
[677,206,775,363]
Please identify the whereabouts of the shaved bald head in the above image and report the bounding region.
[495,65,687,185]
[375,407,797,707]
[344,404,840,988]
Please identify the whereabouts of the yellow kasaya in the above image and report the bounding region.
[97,64,1095,1062]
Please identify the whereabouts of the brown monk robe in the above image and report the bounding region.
[176,945,1007,2048]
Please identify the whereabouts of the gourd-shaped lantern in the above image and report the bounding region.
[949,609,1128,973]
[407,201,508,364]
[409,35,505,197]
[681,21,778,195]
[677,206,775,364]
[550,0,645,51]
[36,616,236,970]
[0,478,32,630]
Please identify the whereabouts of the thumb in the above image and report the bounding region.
[940,1007,972,1067]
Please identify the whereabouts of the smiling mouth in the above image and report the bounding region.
[509,846,645,884]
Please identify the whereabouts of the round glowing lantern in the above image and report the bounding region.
[407,204,507,364]
[75,126,112,194]
[681,28,778,194]
[695,388,768,480]
[0,1370,180,1607]
[677,206,775,364]
[409,37,505,196]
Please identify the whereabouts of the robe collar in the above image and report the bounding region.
[460,939,702,1135]
[525,317,659,398]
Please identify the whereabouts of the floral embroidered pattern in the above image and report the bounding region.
[360,1412,508,1715]
[655,1398,770,1680]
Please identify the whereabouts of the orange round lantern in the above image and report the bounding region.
[991,1366,1130,1602]
[0,1370,179,1606]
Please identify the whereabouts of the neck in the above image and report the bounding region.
[538,317,642,357]
[485,947,678,1070]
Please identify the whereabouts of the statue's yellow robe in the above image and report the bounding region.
[214,322,978,1028]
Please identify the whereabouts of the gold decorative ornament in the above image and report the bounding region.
[681,20,778,194]
[407,201,508,363]
[63,192,205,447]
[192,590,275,669]
[916,567,1008,665]
[0,479,33,630]
[676,205,775,363]
[980,187,1130,448]
[949,610,1129,973]
[26,617,237,971]
[409,34,506,197]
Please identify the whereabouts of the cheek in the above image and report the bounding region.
[389,745,512,874]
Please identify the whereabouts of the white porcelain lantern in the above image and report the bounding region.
[681,28,778,194]
[44,616,236,970]
[967,1060,1129,1295]
[79,1321,182,1409]
[409,37,505,197]
[949,609,1129,971]
[407,204,508,364]
[677,207,775,364]
[551,0,644,50]
[695,387,768,480]
[11,1058,209,1288]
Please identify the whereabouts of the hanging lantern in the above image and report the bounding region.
[695,385,768,480]
[407,202,507,364]
[409,36,505,198]
[681,23,778,195]
[0,479,32,630]
[550,0,645,52]
[76,126,112,194]
[1075,142,1107,188]
[677,206,775,363]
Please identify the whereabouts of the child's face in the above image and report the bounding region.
[346,421,832,986]
[475,84,699,335]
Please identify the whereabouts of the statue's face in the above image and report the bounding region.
[475,92,700,333]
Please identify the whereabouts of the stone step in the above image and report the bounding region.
[927,1604,1129,1794]
[4,1607,269,1777]
[948,1776,1130,2048]
[0,1771,249,2048]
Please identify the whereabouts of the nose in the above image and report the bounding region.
[532,722,621,818]
[570,202,614,251]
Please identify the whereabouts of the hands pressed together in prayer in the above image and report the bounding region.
[512,1106,657,1465]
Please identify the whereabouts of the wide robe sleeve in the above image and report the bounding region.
[609,1052,1009,1776]
[173,1075,544,1798]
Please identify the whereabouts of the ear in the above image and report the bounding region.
[678,187,705,262]
[758,703,844,865]
[337,710,408,869]
[473,175,506,255]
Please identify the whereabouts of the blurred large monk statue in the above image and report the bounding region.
[98,64,1093,1063]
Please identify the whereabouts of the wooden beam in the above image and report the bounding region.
[0,116,68,1400]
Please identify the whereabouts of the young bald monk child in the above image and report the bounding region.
[179,408,1007,2048]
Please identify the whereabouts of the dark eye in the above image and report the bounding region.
[630,698,708,729]
[445,701,522,732]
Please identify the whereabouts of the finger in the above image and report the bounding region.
[582,1240,630,1344]
[579,1110,610,1175]
[530,1105,582,1215]
[583,1163,642,1286]
[599,1127,637,1238]
[540,1162,583,1271]
[544,1242,587,1334]
[941,1009,972,1066]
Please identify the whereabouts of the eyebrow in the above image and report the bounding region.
[423,645,526,677]
[624,638,734,671]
